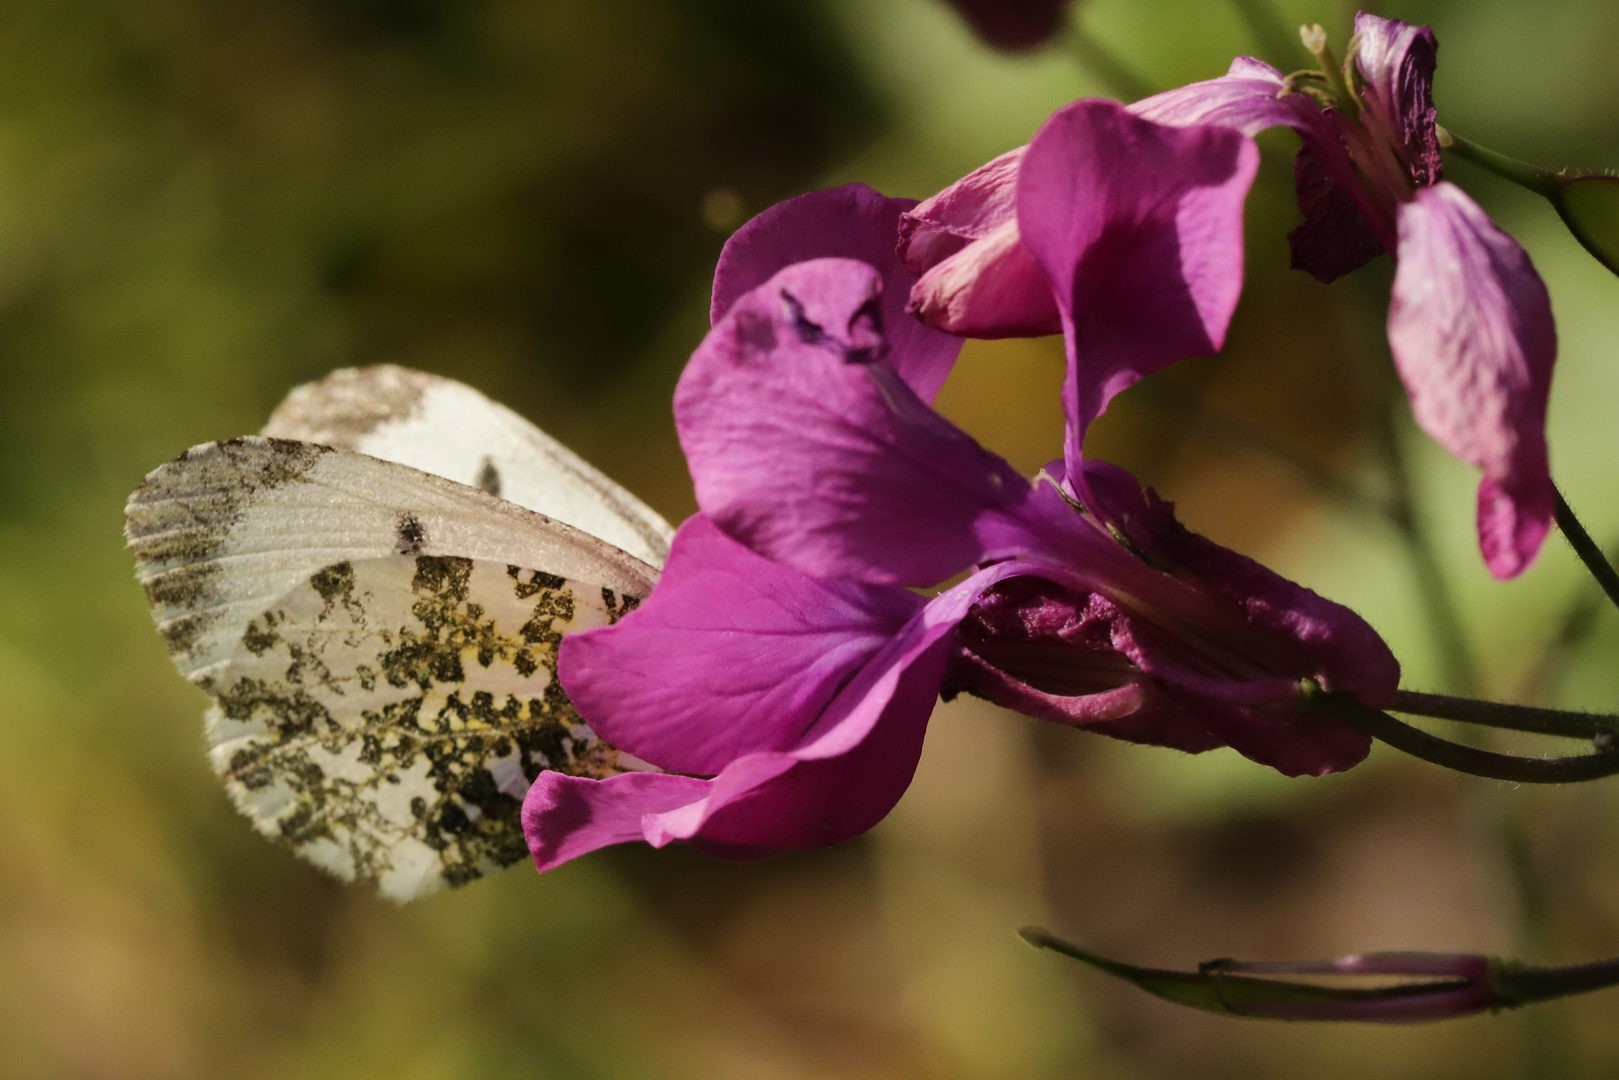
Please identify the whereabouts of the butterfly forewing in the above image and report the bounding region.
[261,365,673,568]
[126,435,659,900]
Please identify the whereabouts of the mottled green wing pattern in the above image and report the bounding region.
[126,436,661,900]
[209,553,640,900]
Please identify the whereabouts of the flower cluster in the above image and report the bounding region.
[522,12,1557,871]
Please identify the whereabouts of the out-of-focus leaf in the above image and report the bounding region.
[1556,175,1619,276]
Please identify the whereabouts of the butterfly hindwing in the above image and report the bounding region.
[209,553,638,900]
[126,435,660,900]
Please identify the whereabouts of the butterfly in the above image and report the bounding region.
[125,365,673,901]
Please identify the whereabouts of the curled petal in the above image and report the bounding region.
[898,147,1023,269]
[899,148,1062,337]
[678,258,1046,586]
[1014,99,1261,459]
[1352,13,1442,186]
[559,515,923,776]
[1389,183,1556,578]
[711,184,963,402]
[1132,57,1325,139]
[526,568,1014,870]
[523,771,716,873]
[907,219,1062,337]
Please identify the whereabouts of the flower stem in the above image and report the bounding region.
[1376,398,1478,694]
[1437,127,1563,199]
[1389,689,1619,741]
[1136,380,1395,521]
[1518,533,1619,701]
[1495,955,1619,1005]
[1021,928,1619,1020]
[1554,485,1619,614]
[1301,691,1619,783]
[1064,17,1156,102]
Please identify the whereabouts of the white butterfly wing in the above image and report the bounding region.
[126,437,657,900]
[262,365,673,569]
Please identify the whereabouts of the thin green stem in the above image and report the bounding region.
[1065,18,1156,102]
[1496,955,1619,1005]
[1389,689,1619,741]
[1136,381,1395,522]
[1437,127,1564,199]
[1302,691,1619,783]
[1376,401,1478,694]
[1518,535,1619,702]
[1224,0,1304,70]
[1554,485,1619,614]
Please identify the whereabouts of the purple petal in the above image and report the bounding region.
[906,219,1063,337]
[1352,13,1442,187]
[1132,57,1319,139]
[942,553,1374,777]
[558,515,923,776]
[1389,183,1556,578]
[1184,698,1371,777]
[523,771,716,873]
[711,184,964,402]
[526,568,1016,870]
[898,148,1023,269]
[1132,58,1392,257]
[898,148,1063,338]
[1014,99,1261,461]
[678,258,1046,586]
[1071,459,1400,711]
[1288,144,1387,283]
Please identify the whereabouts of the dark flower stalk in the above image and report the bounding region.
[1301,688,1619,784]
[1021,929,1619,1023]
[1439,127,1619,277]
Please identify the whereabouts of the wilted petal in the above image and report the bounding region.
[711,184,964,401]
[1389,183,1556,578]
[943,573,1229,755]
[678,258,1046,586]
[1133,57,1321,139]
[1015,99,1261,459]
[1072,459,1400,710]
[559,515,923,776]
[1288,144,1387,282]
[1352,13,1442,186]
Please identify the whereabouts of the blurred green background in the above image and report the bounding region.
[4,0,1619,1076]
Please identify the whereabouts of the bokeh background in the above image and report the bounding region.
[3,0,1619,1076]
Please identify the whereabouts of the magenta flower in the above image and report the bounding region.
[901,14,1558,579]
[522,252,1398,871]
